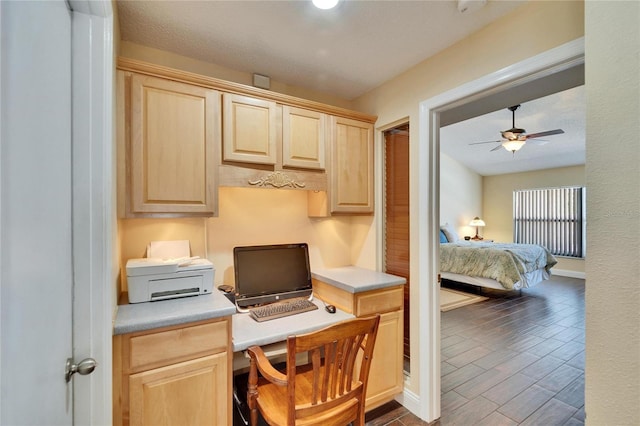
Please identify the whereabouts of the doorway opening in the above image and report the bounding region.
[415,38,585,422]
[383,122,410,373]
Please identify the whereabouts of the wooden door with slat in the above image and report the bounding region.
[384,124,410,364]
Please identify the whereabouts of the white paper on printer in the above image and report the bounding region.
[147,240,191,260]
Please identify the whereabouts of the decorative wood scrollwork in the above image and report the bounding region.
[248,171,306,189]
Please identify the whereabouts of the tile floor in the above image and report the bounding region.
[365,276,585,426]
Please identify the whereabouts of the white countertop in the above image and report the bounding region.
[312,266,406,293]
[114,266,404,342]
[232,299,353,352]
[113,290,236,335]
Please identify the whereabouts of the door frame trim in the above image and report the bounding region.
[413,37,585,421]
[70,2,114,424]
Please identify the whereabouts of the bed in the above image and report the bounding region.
[439,227,558,290]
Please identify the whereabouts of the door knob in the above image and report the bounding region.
[65,357,97,383]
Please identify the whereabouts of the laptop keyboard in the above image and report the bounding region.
[250,297,318,322]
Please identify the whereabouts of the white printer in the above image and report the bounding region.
[126,257,215,303]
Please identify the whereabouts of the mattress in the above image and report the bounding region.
[441,268,551,291]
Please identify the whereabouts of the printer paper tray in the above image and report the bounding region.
[149,275,203,301]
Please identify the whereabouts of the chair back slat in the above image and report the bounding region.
[331,340,343,399]
[251,315,380,426]
[310,348,321,405]
[293,315,379,424]
[342,334,363,393]
[339,340,348,395]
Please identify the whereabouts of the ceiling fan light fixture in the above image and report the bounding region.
[312,0,339,9]
[502,140,525,153]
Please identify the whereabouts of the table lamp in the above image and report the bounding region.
[469,217,485,240]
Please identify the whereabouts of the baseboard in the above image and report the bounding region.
[395,387,422,419]
[552,269,586,279]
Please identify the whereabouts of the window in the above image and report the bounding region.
[513,186,585,258]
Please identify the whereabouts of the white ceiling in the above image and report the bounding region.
[116,0,525,100]
[440,85,586,176]
[116,0,585,176]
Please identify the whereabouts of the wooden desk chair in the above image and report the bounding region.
[246,315,380,426]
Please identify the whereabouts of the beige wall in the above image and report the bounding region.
[118,187,363,292]
[353,1,584,119]
[483,165,585,274]
[354,0,584,399]
[440,152,483,238]
[585,1,640,424]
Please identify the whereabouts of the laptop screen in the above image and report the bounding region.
[233,243,312,307]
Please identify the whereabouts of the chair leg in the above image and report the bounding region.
[248,358,259,426]
[354,403,365,426]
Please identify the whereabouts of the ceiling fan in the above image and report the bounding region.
[470,105,564,153]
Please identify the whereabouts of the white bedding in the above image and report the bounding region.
[439,241,557,290]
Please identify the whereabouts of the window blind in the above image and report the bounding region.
[513,186,585,258]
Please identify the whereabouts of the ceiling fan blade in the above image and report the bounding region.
[490,144,503,152]
[526,129,564,139]
[469,140,501,145]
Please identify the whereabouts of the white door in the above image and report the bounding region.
[1,1,74,423]
[1,1,113,424]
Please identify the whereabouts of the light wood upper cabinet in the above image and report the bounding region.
[329,116,374,214]
[116,59,377,214]
[282,106,326,170]
[222,93,277,165]
[222,96,326,170]
[124,73,220,216]
[219,96,329,192]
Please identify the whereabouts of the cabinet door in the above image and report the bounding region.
[365,310,403,410]
[330,116,374,214]
[223,93,277,165]
[282,106,326,170]
[129,353,228,426]
[130,74,219,215]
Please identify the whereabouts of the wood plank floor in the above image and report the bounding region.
[365,276,585,426]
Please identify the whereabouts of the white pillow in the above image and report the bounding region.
[440,223,460,242]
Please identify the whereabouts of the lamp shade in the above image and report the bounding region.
[469,217,485,227]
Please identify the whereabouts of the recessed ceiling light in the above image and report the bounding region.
[313,0,339,10]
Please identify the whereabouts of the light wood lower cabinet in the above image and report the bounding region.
[113,318,232,426]
[312,281,404,410]
[365,309,403,409]
[129,354,227,426]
